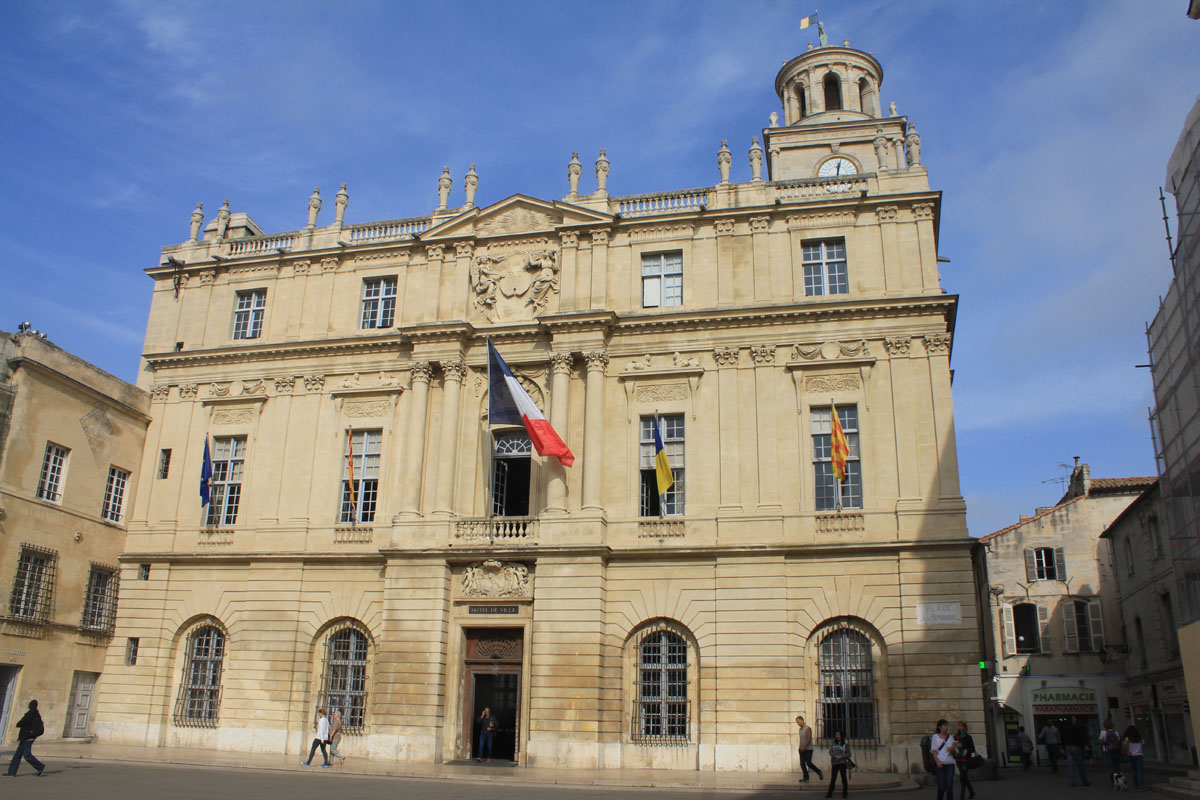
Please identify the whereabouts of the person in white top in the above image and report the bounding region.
[1122,725,1145,791]
[930,719,958,800]
[302,708,332,767]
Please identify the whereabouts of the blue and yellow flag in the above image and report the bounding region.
[800,12,819,30]
[653,415,674,500]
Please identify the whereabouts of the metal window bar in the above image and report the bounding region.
[317,625,370,733]
[360,277,397,329]
[206,437,246,527]
[812,406,863,511]
[80,563,119,633]
[8,544,57,623]
[158,448,172,479]
[101,467,129,522]
[126,637,139,666]
[632,625,690,745]
[816,621,877,744]
[173,625,225,726]
[36,443,68,502]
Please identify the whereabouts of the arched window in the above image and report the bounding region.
[817,624,874,741]
[174,624,225,726]
[493,432,532,516]
[797,84,808,118]
[318,625,370,732]
[823,73,842,111]
[634,625,689,744]
[858,78,876,116]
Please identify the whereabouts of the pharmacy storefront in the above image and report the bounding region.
[1031,686,1101,761]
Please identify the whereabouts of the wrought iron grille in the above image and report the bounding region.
[632,624,690,745]
[8,544,57,623]
[318,625,369,733]
[80,563,119,633]
[817,620,877,743]
[173,625,225,726]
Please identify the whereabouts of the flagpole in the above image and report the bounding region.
[485,338,495,524]
[656,410,666,520]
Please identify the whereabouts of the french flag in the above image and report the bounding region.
[487,339,575,467]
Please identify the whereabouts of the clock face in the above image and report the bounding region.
[818,157,858,178]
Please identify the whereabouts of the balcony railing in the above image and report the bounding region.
[225,232,298,257]
[455,516,538,544]
[772,174,872,202]
[614,187,711,218]
[344,216,430,243]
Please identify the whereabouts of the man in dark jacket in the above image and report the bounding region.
[1062,715,1091,787]
[6,699,46,777]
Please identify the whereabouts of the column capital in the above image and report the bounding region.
[713,346,740,367]
[439,359,468,382]
[410,362,435,383]
[582,350,609,373]
[549,351,575,374]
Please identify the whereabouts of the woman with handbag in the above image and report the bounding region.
[955,721,978,799]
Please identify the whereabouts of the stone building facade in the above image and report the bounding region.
[0,328,149,743]
[979,460,1150,765]
[92,42,981,772]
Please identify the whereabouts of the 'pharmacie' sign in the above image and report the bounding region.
[1032,687,1098,714]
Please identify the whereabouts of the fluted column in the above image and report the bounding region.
[400,362,433,516]
[545,351,574,514]
[581,350,608,511]
[433,359,467,516]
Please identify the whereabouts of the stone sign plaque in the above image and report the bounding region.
[915,601,961,626]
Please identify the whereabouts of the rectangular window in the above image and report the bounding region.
[138,563,151,581]
[639,415,684,517]
[81,564,119,633]
[158,449,172,479]
[8,544,57,623]
[36,443,69,503]
[1064,598,1105,653]
[339,429,381,524]
[205,437,246,527]
[126,637,140,666]
[1025,546,1066,582]
[812,406,862,511]
[1162,592,1180,658]
[802,238,849,297]
[232,289,266,340]
[360,277,397,329]
[641,251,683,308]
[100,466,130,523]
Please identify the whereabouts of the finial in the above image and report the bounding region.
[748,137,763,182]
[307,186,322,228]
[843,39,849,47]
[213,199,231,242]
[567,152,582,199]
[464,163,479,209]
[717,140,732,185]
[188,202,205,243]
[769,111,779,128]
[437,166,452,211]
[334,182,349,226]
[595,149,610,196]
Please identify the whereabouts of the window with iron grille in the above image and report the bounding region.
[339,430,381,524]
[232,289,266,340]
[81,563,119,633]
[360,277,397,329]
[205,437,246,527]
[126,637,139,666]
[802,239,849,297]
[811,406,862,511]
[633,625,690,744]
[174,625,225,726]
[641,251,683,308]
[9,544,57,623]
[639,415,684,517]
[318,626,369,732]
[817,623,876,742]
[157,448,172,479]
[36,443,69,503]
[100,466,130,523]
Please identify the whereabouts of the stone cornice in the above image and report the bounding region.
[143,335,403,371]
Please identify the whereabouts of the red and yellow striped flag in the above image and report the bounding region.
[830,403,849,483]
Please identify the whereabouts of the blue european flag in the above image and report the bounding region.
[200,437,212,507]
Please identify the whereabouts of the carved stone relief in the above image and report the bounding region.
[471,248,560,321]
[476,208,563,237]
[806,373,860,393]
[303,375,326,392]
[462,560,531,598]
[209,382,231,398]
[212,408,254,425]
[786,210,856,229]
[549,352,574,374]
[320,257,340,272]
[634,383,688,402]
[713,346,740,367]
[884,337,912,356]
[791,340,871,361]
[749,345,775,365]
[749,216,770,232]
[151,385,170,402]
[630,224,693,243]
[925,333,952,354]
[625,354,652,372]
[714,219,735,235]
[913,203,935,220]
[344,400,390,418]
[239,378,266,395]
[179,384,198,399]
[292,260,311,275]
[559,232,578,248]
[673,352,699,368]
[582,351,609,373]
[275,376,295,394]
[875,205,899,223]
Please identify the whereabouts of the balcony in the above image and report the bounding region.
[454,516,538,545]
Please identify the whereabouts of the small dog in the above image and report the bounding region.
[1111,771,1128,791]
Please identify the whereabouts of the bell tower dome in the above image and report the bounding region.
[775,45,884,125]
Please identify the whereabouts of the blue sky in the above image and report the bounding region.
[1,1,1197,536]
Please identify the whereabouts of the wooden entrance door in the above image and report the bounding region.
[462,628,522,761]
[64,671,98,738]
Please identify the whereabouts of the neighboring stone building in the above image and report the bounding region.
[0,327,149,743]
[979,460,1151,765]
[93,39,981,773]
[1102,482,1195,765]
[1151,94,1200,761]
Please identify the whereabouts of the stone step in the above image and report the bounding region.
[1172,776,1200,791]
[1155,784,1200,800]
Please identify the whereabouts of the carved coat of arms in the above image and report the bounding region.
[462,560,531,598]
[471,249,560,322]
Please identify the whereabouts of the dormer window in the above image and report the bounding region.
[823,73,842,111]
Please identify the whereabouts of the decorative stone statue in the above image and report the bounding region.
[717,139,732,184]
[595,149,609,195]
[888,101,898,117]
[437,166,452,211]
[334,182,349,226]
[464,163,478,209]
[769,111,779,128]
[748,137,763,182]
[905,124,921,167]
[188,202,204,242]
[306,187,322,228]
[214,199,231,242]
[567,152,582,198]
[873,127,890,171]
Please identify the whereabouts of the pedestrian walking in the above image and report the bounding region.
[825,730,851,799]
[796,714,824,783]
[302,708,331,767]
[931,718,958,800]
[1122,725,1145,791]
[327,710,346,764]
[955,721,977,800]
[1062,715,1091,787]
[476,707,496,762]
[1037,720,1061,773]
[5,699,45,777]
[1100,718,1123,782]
[1016,726,1033,770]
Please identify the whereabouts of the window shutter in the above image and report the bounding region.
[1024,549,1037,582]
[1088,600,1105,651]
[1037,604,1052,653]
[1054,547,1067,581]
[1001,604,1016,657]
[1063,602,1079,653]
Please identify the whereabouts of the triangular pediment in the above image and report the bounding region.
[423,194,613,240]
